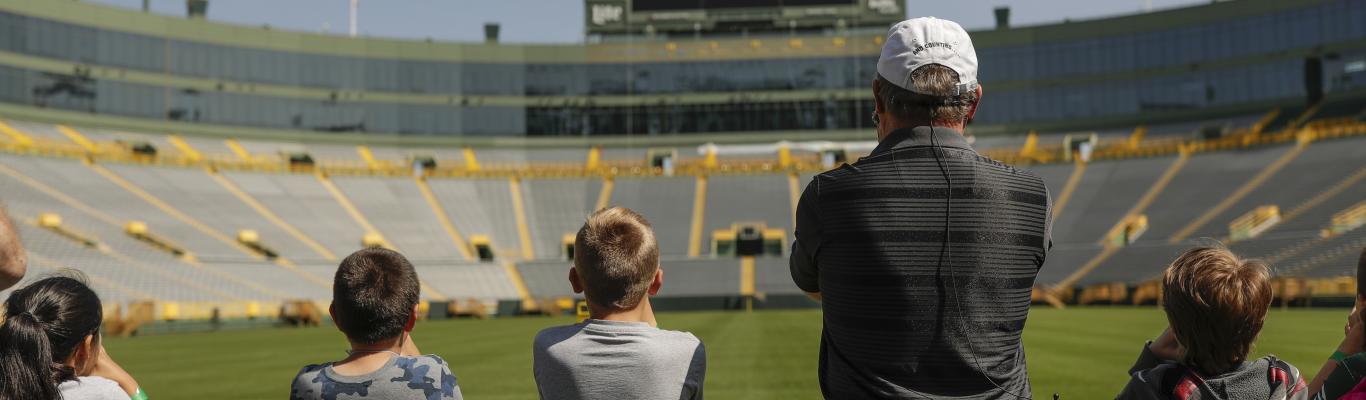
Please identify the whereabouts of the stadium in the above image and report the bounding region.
[0,0,1364,398]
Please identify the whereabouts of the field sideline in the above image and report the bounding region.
[104,307,1348,399]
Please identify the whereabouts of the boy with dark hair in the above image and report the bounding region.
[1308,247,1366,399]
[1118,246,1307,400]
[533,207,706,400]
[291,248,463,400]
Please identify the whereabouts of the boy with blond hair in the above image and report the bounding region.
[1117,245,1306,400]
[533,207,706,400]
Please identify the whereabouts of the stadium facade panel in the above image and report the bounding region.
[0,0,1362,138]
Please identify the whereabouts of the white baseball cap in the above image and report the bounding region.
[877,17,979,96]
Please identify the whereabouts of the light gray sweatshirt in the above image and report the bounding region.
[533,319,706,400]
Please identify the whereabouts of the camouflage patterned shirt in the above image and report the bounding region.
[291,354,463,400]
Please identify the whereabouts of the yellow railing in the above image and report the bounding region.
[1,119,1364,179]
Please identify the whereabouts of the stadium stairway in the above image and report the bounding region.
[0,179,285,303]
[220,172,371,259]
[1169,142,1334,243]
[1062,142,1314,287]
[1,156,246,260]
[207,170,340,262]
[704,175,794,257]
[521,178,599,260]
[412,176,474,261]
[611,177,697,257]
[100,164,323,264]
[509,177,538,261]
[1036,154,1187,286]
[331,176,465,261]
[425,178,524,260]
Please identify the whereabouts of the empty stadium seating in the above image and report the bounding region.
[0,110,1363,315]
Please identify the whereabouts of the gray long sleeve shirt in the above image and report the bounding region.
[533,319,706,400]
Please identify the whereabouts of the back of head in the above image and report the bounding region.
[0,206,26,290]
[876,65,979,124]
[1162,246,1272,375]
[0,274,103,400]
[573,207,659,311]
[332,248,420,344]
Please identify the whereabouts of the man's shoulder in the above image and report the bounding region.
[975,153,1046,184]
[814,163,858,182]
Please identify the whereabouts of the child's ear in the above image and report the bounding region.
[647,267,663,296]
[328,302,340,330]
[569,267,584,294]
[405,305,418,333]
[70,334,95,375]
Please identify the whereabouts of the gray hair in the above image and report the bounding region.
[876,64,978,123]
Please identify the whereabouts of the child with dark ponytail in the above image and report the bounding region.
[0,274,144,400]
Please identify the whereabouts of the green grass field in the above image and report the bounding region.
[104,307,1349,399]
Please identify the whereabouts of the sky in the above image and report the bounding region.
[85,0,1207,44]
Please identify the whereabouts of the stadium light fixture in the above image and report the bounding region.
[349,0,358,37]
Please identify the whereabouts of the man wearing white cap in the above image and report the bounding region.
[790,17,1052,399]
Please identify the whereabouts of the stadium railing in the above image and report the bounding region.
[1,115,1363,180]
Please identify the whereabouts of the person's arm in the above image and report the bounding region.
[0,206,27,290]
[1036,186,1054,270]
[1308,305,1364,399]
[1115,377,1159,400]
[91,343,141,398]
[1044,186,1054,253]
[1117,329,1182,400]
[1131,328,1183,375]
[789,179,822,300]
[686,341,707,400]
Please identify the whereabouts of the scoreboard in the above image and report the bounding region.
[632,0,859,11]
[586,0,904,37]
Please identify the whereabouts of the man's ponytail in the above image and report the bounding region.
[0,274,104,400]
[0,312,62,400]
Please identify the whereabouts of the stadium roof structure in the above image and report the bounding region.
[0,0,1335,62]
[0,0,1360,145]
